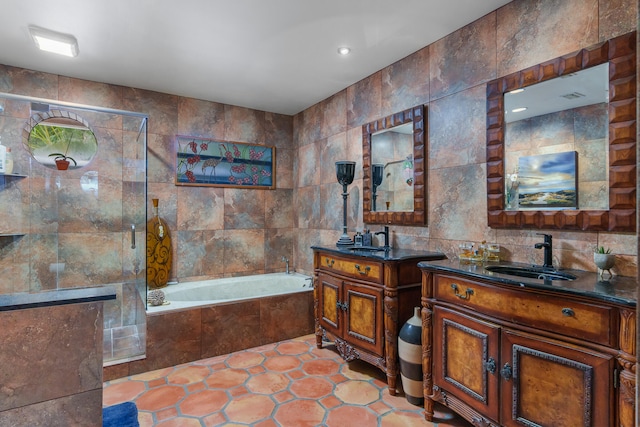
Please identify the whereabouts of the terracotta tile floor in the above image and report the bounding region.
[103,334,472,427]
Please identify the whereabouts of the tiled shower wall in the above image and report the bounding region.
[292,0,638,278]
[0,70,295,287]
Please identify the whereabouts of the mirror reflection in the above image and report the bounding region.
[504,63,609,211]
[371,122,414,212]
[363,105,426,226]
[24,110,98,170]
[485,31,636,232]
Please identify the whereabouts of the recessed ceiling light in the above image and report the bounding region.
[337,47,351,56]
[29,25,79,57]
[509,89,525,94]
[512,107,528,113]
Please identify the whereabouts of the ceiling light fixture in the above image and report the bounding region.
[509,88,525,94]
[29,25,79,57]
[511,107,528,113]
[337,47,351,56]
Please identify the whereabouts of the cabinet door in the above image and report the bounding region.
[500,329,614,427]
[433,306,500,421]
[317,273,341,337]
[344,281,384,356]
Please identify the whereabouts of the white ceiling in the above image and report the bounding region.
[0,1,512,115]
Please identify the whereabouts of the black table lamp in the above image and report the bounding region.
[335,161,356,247]
[372,163,384,211]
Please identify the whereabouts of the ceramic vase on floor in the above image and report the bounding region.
[398,306,423,405]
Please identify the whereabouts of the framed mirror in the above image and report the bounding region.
[363,105,426,225]
[23,109,98,170]
[486,31,636,231]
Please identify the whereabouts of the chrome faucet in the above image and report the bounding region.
[282,256,290,274]
[375,226,390,249]
[534,233,553,268]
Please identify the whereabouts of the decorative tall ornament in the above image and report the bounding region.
[335,161,356,247]
[147,198,172,289]
[398,307,423,405]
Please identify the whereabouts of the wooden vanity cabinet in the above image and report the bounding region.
[316,271,385,357]
[422,269,636,427]
[313,248,432,395]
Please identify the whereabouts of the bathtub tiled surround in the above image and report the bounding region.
[104,289,314,381]
[104,334,473,426]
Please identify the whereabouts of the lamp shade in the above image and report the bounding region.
[372,163,384,187]
[336,161,355,186]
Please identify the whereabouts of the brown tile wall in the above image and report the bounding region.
[0,0,635,293]
[0,302,104,425]
[293,0,638,278]
[0,74,295,293]
[0,0,636,383]
[103,290,314,381]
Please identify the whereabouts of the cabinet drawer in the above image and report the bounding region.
[434,274,615,347]
[319,254,383,283]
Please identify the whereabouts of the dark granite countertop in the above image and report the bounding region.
[417,258,637,307]
[0,286,117,312]
[312,245,446,262]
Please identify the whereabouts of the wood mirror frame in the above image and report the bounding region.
[363,105,426,225]
[486,31,636,231]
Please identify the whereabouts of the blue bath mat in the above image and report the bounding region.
[103,401,139,427]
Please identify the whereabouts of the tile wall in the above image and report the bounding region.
[0,0,636,330]
[292,0,638,278]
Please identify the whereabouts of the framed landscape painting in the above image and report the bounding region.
[517,151,577,209]
[175,135,275,189]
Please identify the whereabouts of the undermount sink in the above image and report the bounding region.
[484,265,577,281]
[347,246,386,252]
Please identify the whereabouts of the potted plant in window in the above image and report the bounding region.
[594,246,615,278]
[26,112,97,171]
[48,151,77,170]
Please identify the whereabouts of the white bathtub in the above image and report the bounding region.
[146,272,312,313]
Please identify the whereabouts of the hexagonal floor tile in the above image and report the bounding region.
[205,368,249,389]
[301,358,341,376]
[334,380,380,405]
[224,394,276,424]
[325,405,379,426]
[246,372,291,394]
[179,389,229,417]
[103,380,146,406]
[275,340,312,355]
[225,351,265,369]
[289,376,334,399]
[273,399,326,427]
[167,365,211,385]
[135,385,186,411]
[263,355,301,372]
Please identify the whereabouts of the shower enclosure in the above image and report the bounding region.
[0,92,148,365]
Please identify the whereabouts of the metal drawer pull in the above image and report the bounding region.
[355,264,371,275]
[562,308,575,317]
[451,283,474,300]
[501,363,512,380]
[336,301,348,311]
[484,357,496,374]
[325,258,335,267]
